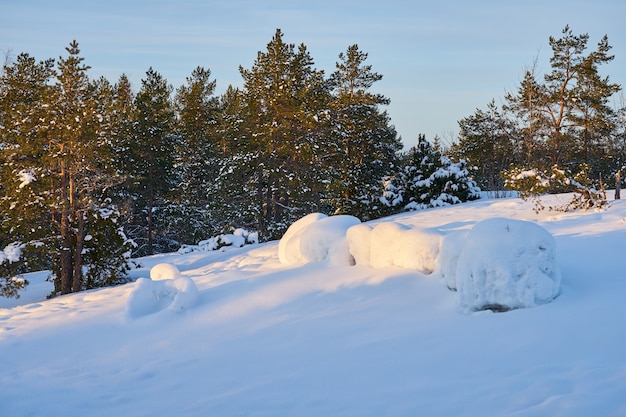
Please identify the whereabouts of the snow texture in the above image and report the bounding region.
[17,169,36,189]
[436,229,468,290]
[278,213,360,265]
[454,217,561,312]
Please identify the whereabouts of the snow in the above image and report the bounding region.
[17,168,36,189]
[278,213,360,265]
[0,241,24,264]
[2,193,626,416]
[149,262,183,280]
[454,217,561,312]
[125,263,198,318]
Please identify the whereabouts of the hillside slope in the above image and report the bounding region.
[1,194,625,416]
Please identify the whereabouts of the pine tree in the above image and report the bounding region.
[327,44,402,220]
[171,66,222,243]
[124,68,177,255]
[238,29,332,239]
[540,26,620,171]
[454,101,518,191]
[0,52,55,297]
[403,135,480,210]
[0,42,132,297]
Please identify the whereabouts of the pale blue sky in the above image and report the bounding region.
[2,0,625,148]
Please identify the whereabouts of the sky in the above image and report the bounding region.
[2,0,626,149]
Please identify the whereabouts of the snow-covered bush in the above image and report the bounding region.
[177,228,258,254]
[503,164,607,212]
[126,263,198,318]
[347,222,442,274]
[150,263,183,280]
[278,213,361,266]
[81,206,135,290]
[0,242,29,298]
[452,218,561,312]
[436,230,469,291]
[402,136,481,211]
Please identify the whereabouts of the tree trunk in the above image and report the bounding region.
[72,213,84,292]
[60,164,73,295]
[616,171,621,200]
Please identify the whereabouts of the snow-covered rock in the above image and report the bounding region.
[348,222,441,274]
[279,213,360,266]
[454,218,561,312]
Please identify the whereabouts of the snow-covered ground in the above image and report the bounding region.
[1,193,625,416]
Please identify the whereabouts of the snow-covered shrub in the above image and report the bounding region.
[126,263,198,318]
[453,218,561,312]
[436,230,469,291]
[150,263,183,281]
[177,228,258,254]
[347,221,442,274]
[403,136,481,211]
[278,213,361,266]
[503,164,607,212]
[81,206,135,290]
[0,242,29,298]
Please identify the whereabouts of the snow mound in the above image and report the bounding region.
[279,213,361,266]
[347,222,442,274]
[149,262,183,281]
[454,218,561,312]
[436,230,469,290]
[126,263,198,318]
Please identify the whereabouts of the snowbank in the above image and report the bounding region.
[126,263,198,318]
[453,218,561,312]
[347,222,441,274]
[278,213,360,266]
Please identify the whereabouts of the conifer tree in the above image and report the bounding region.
[327,44,402,220]
[172,66,222,243]
[0,42,133,297]
[124,68,177,255]
[536,26,619,171]
[238,29,331,239]
[454,101,518,191]
[0,53,55,297]
[403,135,480,209]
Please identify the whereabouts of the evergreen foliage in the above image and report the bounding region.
[327,44,402,220]
[403,135,480,210]
[0,42,133,297]
[503,164,607,212]
[123,68,178,256]
[236,29,333,239]
[453,26,623,204]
